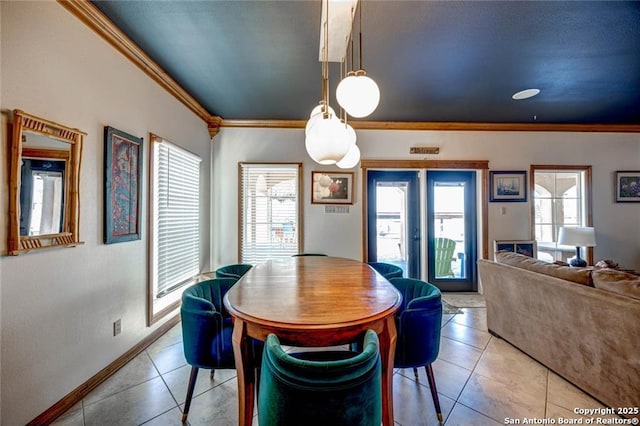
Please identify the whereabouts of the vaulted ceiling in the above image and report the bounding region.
[88,1,640,128]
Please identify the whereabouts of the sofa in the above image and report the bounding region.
[478,251,640,412]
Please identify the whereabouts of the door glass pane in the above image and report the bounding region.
[433,183,466,279]
[376,183,408,273]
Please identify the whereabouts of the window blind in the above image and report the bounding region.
[239,163,301,263]
[153,139,202,297]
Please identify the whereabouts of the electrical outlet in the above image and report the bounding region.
[113,319,122,336]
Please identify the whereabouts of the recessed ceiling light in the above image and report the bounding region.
[512,88,540,100]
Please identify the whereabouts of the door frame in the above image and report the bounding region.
[362,160,490,265]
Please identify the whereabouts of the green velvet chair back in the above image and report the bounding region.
[215,263,253,281]
[434,237,456,277]
[258,330,382,426]
[367,261,404,279]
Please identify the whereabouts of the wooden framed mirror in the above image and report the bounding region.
[8,109,85,255]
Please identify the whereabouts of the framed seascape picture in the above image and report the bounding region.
[489,171,527,202]
[104,126,143,244]
[494,240,537,258]
[311,171,354,204]
[615,171,640,203]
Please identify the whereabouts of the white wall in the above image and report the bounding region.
[213,127,640,272]
[0,2,211,424]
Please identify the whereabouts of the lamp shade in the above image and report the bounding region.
[336,71,380,118]
[305,115,352,165]
[337,143,361,169]
[558,226,597,247]
[305,104,336,135]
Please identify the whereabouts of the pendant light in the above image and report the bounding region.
[337,57,361,169]
[336,0,380,118]
[305,0,352,165]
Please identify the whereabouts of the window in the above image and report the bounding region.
[239,163,302,263]
[149,134,202,324]
[531,165,592,263]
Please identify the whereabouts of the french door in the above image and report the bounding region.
[367,169,478,291]
[366,171,421,278]
[426,170,477,291]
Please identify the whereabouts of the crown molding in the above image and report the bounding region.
[220,118,640,133]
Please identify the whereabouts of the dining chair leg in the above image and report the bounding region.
[413,367,419,380]
[425,364,443,423]
[210,369,215,380]
[182,366,199,423]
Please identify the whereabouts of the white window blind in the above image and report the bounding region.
[151,137,202,299]
[239,163,301,263]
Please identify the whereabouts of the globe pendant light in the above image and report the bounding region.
[305,102,336,135]
[336,70,380,118]
[337,140,361,169]
[336,0,380,118]
[304,0,351,166]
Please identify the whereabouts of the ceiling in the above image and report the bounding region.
[90,1,640,125]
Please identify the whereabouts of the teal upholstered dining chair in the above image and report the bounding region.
[180,278,261,423]
[367,261,404,279]
[258,329,382,426]
[215,263,252,281]
[389,277,444,423]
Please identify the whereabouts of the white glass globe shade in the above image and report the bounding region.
[305,116,352,165]
[337,143,361,169]
[336,73,380,118]
[305,105,336,135]
[343,122,356,147]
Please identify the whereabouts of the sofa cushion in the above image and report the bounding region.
[495,251,593,286]
[591,269,640,300]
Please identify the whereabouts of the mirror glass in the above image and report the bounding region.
[20,132,71,236]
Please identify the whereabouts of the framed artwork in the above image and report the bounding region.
[311,171,354,204]
[489,171,527,202]
[104,126,143,244]
[615,171,640,203]
[494,240,537,258]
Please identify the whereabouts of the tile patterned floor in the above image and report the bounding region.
[52,308,619,426]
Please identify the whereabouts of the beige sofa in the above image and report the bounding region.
[478,251,640,411]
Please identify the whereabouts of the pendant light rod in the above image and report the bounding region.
[358,0,363,70]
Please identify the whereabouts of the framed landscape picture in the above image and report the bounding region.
[311,171,354,204]
[490,171,527,202]
[615,171,640,203]
[494,240,537,258]
[104,126,143,244]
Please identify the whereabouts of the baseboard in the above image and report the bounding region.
[27,314,181,426]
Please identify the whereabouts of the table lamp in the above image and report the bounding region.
[557,226,596,267]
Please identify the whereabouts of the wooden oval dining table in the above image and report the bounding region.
[223,255,403,426]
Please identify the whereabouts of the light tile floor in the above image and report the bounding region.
[53,308,620,426]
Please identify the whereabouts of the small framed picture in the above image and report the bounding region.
[615,171,640,203]
[104,126,143,244]
[490,171,527,202]
[494,240,537,258]
[311,171,354,204]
